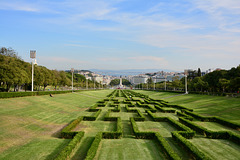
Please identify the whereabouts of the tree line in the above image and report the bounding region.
[0,47,101,92]
[136,66,240,93]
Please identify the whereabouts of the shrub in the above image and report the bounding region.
[55,132,84,160]
[61,117,83,138]
[172,131,211,160]
[85,132,103,160]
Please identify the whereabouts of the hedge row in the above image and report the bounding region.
[179,117,240,143]
[55,132,84,160]
[154,105,176,113]
[172,131,211,160]
[0,90,77,98]
[106,90,117,97]
[102,117,123,139]
[130,118,181,160]
[61,116,83,138]
[164,104,193,112]
[83,109,102,121]
[176,111,193,121]
[184,110,240,129]
[154,133,181,160]
[85,132,103,160]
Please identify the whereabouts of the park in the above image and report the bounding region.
[0,89,239,160]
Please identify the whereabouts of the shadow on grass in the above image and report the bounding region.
[71,136,95,160]
[45,139,70,160]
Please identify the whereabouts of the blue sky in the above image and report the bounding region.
[1,0,240,71]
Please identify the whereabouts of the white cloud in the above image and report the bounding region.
[0,1,39,12]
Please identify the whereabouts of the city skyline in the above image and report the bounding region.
[1,0,240,71]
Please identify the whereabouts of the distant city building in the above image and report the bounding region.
[132,75,148,84]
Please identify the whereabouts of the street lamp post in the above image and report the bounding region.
[154,79,156,90]
[86,78,88,90]
[184,70,188,94]
[71,68,74,92]
[30,50,36,92]
[164,76,167,91]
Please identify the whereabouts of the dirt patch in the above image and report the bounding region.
[0,115,66,153]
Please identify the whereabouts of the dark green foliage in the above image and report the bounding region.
[154,133,181,160]
[83,109,102,121]
[102,117,122,139]
[154,105,176,113]
[176,111,194,120]
[0,90,74,98]
[85,132,103,160]
[61,117,83,138]
[172,131,211,160]
[55,132,84,160]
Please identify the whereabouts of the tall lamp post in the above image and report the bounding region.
[164,76,167,91]
[154,79,156,90]
[184,70,188,94]
[30,50,36,92]
[86,77,88,90]
[71,68,74,92]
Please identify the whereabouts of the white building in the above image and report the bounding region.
[131,75,148,84]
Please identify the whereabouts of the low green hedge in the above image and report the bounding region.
[184,111,240,129]
[85,132,103,160]
[83,109,102,121]
[155,133,181,160]
[61,116,83,138]
[55,131,84,160]
[102,117,122,139]
[154,105,176,113]
[176,111,193,121]
[172,131,211,160]
[0,90,76,98]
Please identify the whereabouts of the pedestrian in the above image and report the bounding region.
[50,94,53,97]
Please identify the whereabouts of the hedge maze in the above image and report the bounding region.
[54,90,240,160]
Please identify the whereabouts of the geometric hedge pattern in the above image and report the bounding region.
[54,90,240,160]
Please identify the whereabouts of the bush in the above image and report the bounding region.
[172,131,211,160]
[61,117,83,138]
[155,133,181,160]
[85,132,103,160]
[55,132,84,160]
[83,109,102,121]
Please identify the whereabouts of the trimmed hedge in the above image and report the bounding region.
[85,132,103,160]
[130,118,182,160]
[155,105,176,113]
[172,131,211,160]
[155,133,181,160]
[83,109,102,121]
[0,90,75,98]
[102,117,122,139]
[61,116,83,138]
[184,110,240,129]
[176,111,193,121]
[55,131,84,160]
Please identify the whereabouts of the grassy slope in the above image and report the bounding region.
[94,138,166,160]
[0,90,112,160]
[135,90,240,123]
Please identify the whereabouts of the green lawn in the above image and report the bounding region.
[1,89,240,160]
[135,90,240,123]
[94,138,166,160]
[189,138,240,160]
[0,90,112,159]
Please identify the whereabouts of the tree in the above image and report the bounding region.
[219,78,230,92]
[172,76,181,90]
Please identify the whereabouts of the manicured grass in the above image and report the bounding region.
[73,121,116,136]
[136,121,178,137]
[110,112,138,120]
[94,138,166,160]
[189,138,240,160]
[0,90,112,157]
[135,90,240,123]
[154,112,179,121]
[0,138,70,160]
[194,121,240,134]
